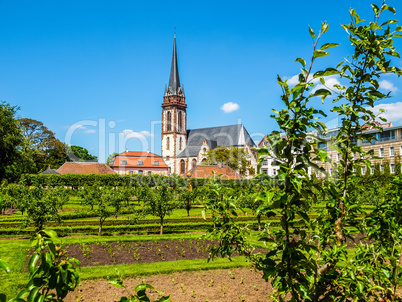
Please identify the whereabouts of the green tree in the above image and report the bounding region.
[203,146,252,176]
[106,152,119,165]
[147,185,177,235]
[66,145,97,162]
[0,102,24,182]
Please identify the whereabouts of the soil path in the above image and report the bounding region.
[65,267,274,302]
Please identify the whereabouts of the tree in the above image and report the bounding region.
[18,118,68,171]
[147,185,177,235]
[106,152,119,166]
[203,146,252,176]
[178,185,200,217]
[0,102,23,181]
[66,145,97,162]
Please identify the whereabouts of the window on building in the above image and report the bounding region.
[371,165,375,175]
[352,167,356,173]
[369,149,375,157]
[380,148,385,157]
[329,154,333,161]
[129,171,133,175]
[262,169,268,175]
[148,171,152,175]
[390,146,395,157]
[353,153,357,160]
[152,161,159,166]
[272,169,277,176]
[362,166,366,175]
[138,170,143,175]
[137,160,144,165]
[180,160,185,174]
[380,164,384,173]
[329,168,333,176]
[167,111,172,131]
[120,160,127,165]
[192,158,197,169]
[166,156,170,161]
[178,111,182,132]
[166,137,170,150]
[391,164,395,174]
[337,153,341,162]
[263,158,268,166]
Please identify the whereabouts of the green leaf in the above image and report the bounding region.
[201,210,206,220]
[42,229,58,240]
[109,279,124,288]
[28,254,40,275]
[0,260,9,273]
[313,68,339,78]
[295,58,306,67]
[313,50,329,58]
[321,43,339,50]
[135,283,154,292]
[371,4,379,17]
[308,25,315,39]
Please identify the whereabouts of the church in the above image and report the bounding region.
[161,35,257,177]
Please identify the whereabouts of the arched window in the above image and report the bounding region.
[167,111,172,131]
[180,160,185,174]
[192,158,197,169]
[166,137,170,150]
[179,137,182,150]
[178,111,182,132]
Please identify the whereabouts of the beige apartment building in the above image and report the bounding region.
[318,122,402,176]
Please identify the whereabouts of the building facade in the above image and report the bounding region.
[318,122,402,176]
[109,151,169,176]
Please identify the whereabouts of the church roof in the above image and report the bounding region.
[166,35,183,96]
[177,124,255,158]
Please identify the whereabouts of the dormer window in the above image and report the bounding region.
[120,160,127,165]
[153,161,159,166]
[137,160,144,165]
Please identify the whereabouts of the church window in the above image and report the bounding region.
[192,159,197,168]
[180,160,185,174]
[167,137,170,150]
[167,111,172,131]
[180,138,182,150]
[178,111,182,132]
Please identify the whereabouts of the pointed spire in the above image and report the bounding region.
[167,34,182,96]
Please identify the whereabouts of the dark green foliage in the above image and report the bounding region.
[66,145,97,162]
[0,102,24,182]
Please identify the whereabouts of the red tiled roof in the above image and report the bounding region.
[57,162,116,175]
[110,151,168,169]
[190,165,242,179]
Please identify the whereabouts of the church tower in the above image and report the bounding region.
[161,34,187,175]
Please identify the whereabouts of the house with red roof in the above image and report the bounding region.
[109,151,169,176]
[57,162,116,175]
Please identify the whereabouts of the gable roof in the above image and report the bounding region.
[57,162,116,175]
[177,124,255,158]
[190,165,242,179]
[41,168,60,175]
[109,151,168,169]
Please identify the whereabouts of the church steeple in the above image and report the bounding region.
[166,34,184,96]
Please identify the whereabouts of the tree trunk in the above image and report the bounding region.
[98,219,103,236]
[160,217,164,235]
[257,215,261,232]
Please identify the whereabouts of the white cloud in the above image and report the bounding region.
[379,80,398,93]
[284,73,341,94]
[221,102,240,113]
[121,129,154,138]
[372,102,402,124]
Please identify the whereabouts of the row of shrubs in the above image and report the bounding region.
[17,173,269,188]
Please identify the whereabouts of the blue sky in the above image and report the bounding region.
[1,0,402,162]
